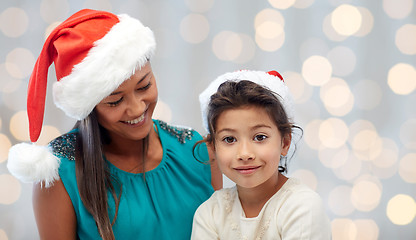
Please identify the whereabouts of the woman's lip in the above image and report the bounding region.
[121,110,147,126]
[234,166,261,174]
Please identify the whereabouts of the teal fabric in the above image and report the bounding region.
[57,120,214,239]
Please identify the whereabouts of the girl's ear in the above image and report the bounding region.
[281,133,292,156]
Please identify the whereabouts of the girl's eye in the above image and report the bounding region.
[222,136,236,144]
[138,82,151,91]
[254,134,267,142]
[107,97,123,107]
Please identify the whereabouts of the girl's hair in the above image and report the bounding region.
[73,110,122,240]
[198,80,302,173]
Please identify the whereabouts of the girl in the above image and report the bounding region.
[192,70,331,239]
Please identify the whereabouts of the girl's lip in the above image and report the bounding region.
[234,166,261,175]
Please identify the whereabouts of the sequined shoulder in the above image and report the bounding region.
[157,120,194,144]
[48,132,77,161]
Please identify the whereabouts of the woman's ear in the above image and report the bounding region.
[281,133,292,156]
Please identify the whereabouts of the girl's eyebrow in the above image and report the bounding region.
[109,72,150,96]
[217,124,272,134]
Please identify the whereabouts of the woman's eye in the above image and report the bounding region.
[254,134,267,142]
[138,82,151,91]
[107,97,123,107]
[222,136,236,144]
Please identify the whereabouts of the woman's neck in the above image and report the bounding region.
[237,172,288,218]
[103,126,163,173]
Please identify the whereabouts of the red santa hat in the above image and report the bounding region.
[7,9,156,187]
[199,70,295,132]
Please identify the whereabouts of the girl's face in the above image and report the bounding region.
[95,62,158,142]
[213,105,291,189]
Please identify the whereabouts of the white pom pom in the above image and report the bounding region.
[7,143,61,188]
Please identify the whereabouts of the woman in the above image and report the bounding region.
[7,9,222,240]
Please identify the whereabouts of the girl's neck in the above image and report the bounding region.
[237,172,288,218]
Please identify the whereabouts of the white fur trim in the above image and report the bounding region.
[53,14,156,120]
[7,143,60,188]
[199,70,295,132]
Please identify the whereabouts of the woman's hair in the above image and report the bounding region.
[73,110,122,240]
[198,80,302,173]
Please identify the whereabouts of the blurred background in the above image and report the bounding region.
[0,0,415,239]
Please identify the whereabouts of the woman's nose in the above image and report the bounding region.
[126,95,146,116]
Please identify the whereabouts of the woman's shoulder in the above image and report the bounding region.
[48,130,78,162]
[154,119,203,144]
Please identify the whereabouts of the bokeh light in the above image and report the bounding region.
[293,0,315,9]
[319,144,349,169]
[302,55,332,86]
[395,24,416,55]
[304,119,323,150]
[232,34,256,64]
[331,218,357,240]
[36,125,61,146]
[323,13,348,42]
[0,174,21,205]
[327,46,356,77]
[83,0,113,12]
[332,153,362,182]
[254,8,285,52]
[44,22,61,40]
[5,48,36,79]
[328,185,355,216]
[354,7,374,37]
[351,179,382,212]
[386,194,416,225]
[40,0,70,23]
[255,25,285,52]
[153,99,172,123]
[254,8,285,29]
[354,219,379,240]
[9,111,29,142]
[400,118,416,149]
[0,134,11,163]
[0,64,23,95]
[387,63,416,95]
[320,77,354,116]
[180,14,210,44]
[399,153,416,183]
[383,0,414,19]
[331,4,362,36]
[212,31,242,61]
[284,71,313,104]
[184,0,214,12]
[351,129,382,161]
[0,229,7,240]
[319,117,349,148]
[268,0,296,9]
[0,7,28,38]
[353,79,382,110]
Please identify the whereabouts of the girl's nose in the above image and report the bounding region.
[237,141,255,161]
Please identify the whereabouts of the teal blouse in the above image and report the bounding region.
[51,120,214,239]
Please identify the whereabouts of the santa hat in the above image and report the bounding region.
[7,9,156,187]
[199,70,295,132]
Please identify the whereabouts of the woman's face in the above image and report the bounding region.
[95,62,158,142]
